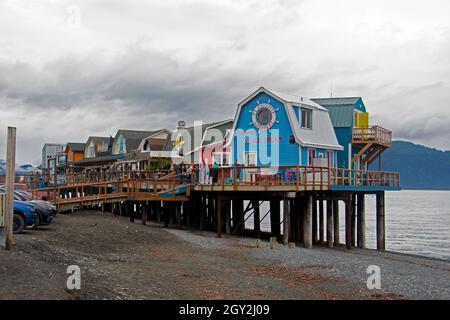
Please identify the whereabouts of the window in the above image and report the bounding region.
[244,152,257,166]
[301,108,312,129]
[213,152,231,166]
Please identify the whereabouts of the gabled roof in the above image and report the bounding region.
[114,129,166,152]
[66,143,85,152]
[230,87,343,150]
[86,136,111,146]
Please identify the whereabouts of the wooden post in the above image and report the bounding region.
[129,202,135,222]
[319,199,324,243]
[156,202,161,223]
[253,200,261,239]
[376,191,385,251]
[357,193,366,248]
[333,200,340,246]
[200,196,206,230]
[345,195,353,250]
[303,195,313,249]
[2,127,16,250]
[224,200,231,235]
[351,194,356,247]
[312,198,318,244]
[282,197,290,245]
[232,199,244,235]
[176,202,181,229]
[141,202,147,225]
[326,200,333,248]
[216,195,222,238]
[270,200,281,241]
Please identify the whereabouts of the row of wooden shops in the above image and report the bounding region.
[41,87,399,251]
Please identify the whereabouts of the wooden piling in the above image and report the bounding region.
[224,200,231,235]
[141,202,147,225]
[253,200,261,239]
[326,200,333,248]
[2,127,16,250]
[282,198,290,245]
[376,191,385,251]
[351,195,356,247]
[303,195,313,249]
[156,202,161,223]
[216,195,222,238]
[270,200,281,241]
[319,199,324,244]
[357,193,366,248]
[345,195,352,250]
[312,198,318,244]
[333,200,340,246]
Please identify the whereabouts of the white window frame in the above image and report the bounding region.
[243,151,257,167]
[212,152,231,167]
[301,107,313,129]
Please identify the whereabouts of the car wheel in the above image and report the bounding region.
[13,214,25,234]
[32,214,41,229]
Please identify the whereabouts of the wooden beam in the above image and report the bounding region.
[376,192,385,251]
[351,142,373,165]
[282,198,290,245]
[303,195,313,249]
[333,200,340,246]
[270,200,281,241]
[326,200,333,248]
[253,200,261,239]
[357,194,366,248]
[216,195,222,238]
[366,148,387,166]
[345,195,352,250]
[319,200,324,243]
[2,127,16,250]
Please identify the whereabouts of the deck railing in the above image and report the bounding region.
[30,165,400,205]
[193,165,400,190]
[352,125,392,147]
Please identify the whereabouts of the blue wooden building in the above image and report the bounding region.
[229,87,343,168]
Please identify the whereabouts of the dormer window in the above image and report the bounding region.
[301,108,312,129]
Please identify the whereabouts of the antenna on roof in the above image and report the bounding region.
[330,72,334,98]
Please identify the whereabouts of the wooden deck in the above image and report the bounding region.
[30,166,400,209]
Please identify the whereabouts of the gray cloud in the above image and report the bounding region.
[0,0,449,164]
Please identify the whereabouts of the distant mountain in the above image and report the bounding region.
[372,141,450,190]
[0,159,37,176]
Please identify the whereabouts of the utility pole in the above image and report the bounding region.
[2,127,16,250]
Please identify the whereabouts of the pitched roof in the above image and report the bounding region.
[66,143,85,152]
[311,97,361,106]
[311,97,362,128]
[115,129,165,152]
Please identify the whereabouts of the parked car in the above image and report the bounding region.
[0,189,52,231]
[16,190,57,217]
[14,191,54,227]
[12,200,38,234]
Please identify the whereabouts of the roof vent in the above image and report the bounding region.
[177,121,186,129]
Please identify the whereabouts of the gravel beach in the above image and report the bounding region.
[0,210,448,300]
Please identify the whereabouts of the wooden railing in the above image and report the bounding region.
[193,165,400,190]
[352,125,392,147]
[30,166,400,206]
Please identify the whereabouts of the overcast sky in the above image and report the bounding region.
[0,0,449,164]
